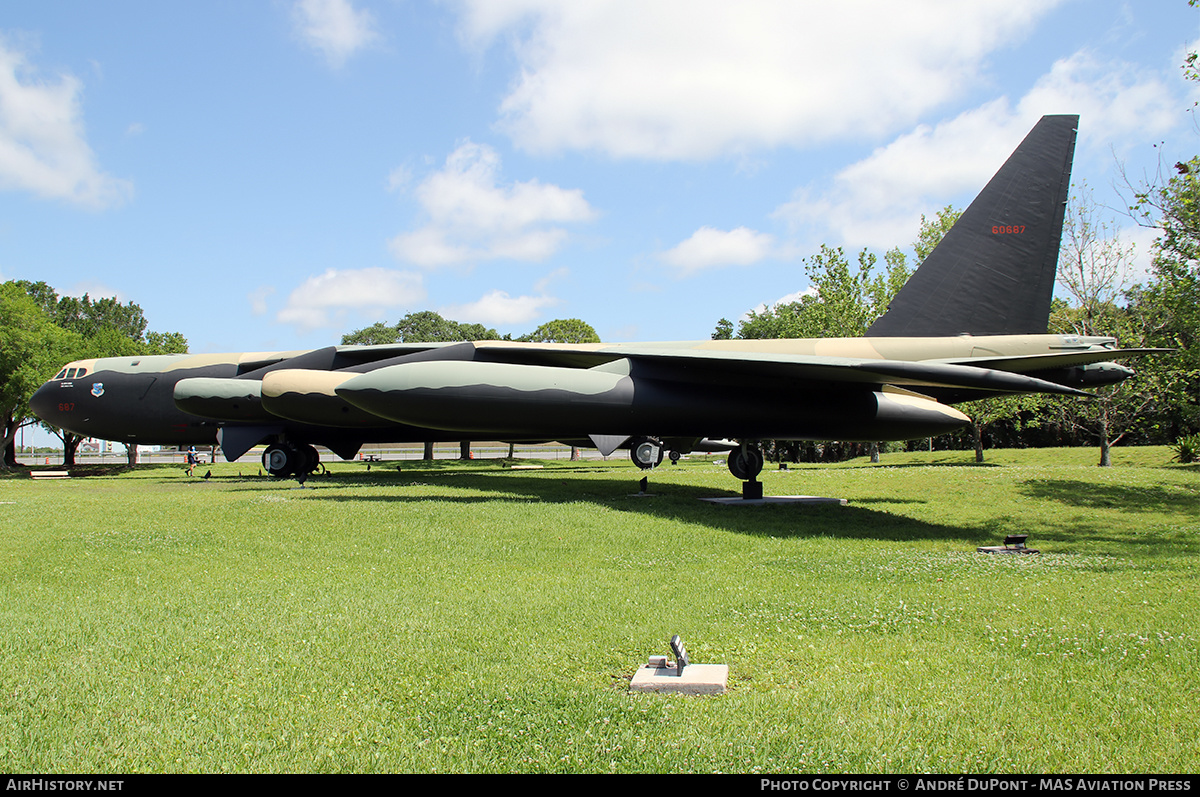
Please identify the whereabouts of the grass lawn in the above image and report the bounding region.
[1,446,1196,773]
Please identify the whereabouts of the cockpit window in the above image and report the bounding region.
[52,365,89,380]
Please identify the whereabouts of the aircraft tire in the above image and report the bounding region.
[263,443,298,478]
[728,446,764,481]
[630,437,664,469]
[301,444,321,476]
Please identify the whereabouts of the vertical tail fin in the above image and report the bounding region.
[867,114,1078,337]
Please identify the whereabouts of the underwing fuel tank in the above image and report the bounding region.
[335,360,971,441]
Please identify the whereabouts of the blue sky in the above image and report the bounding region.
[1,0,1197,354]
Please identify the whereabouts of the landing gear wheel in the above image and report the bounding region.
[262,443,299,478]
[629,437,664,470]
[669,450,681,464]
[727,446,764,481]
[300,444,320,476]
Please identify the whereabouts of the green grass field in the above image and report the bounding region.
[1,447,1196,773]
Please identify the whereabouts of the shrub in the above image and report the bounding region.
[1173,433,1200,463]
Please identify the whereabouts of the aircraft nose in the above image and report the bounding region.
[29,380,61,425]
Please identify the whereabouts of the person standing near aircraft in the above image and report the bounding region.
[185,445,199,476]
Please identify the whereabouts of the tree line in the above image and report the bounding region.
[341,313,600,345]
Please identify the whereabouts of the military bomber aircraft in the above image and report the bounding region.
[30,115,1152,486]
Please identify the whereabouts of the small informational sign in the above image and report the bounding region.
[670,635,689,676]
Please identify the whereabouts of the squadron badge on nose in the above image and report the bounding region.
[91,383,104,398]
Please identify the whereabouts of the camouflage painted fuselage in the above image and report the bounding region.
[29,332,1133,458]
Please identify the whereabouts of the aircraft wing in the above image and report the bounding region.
[416,341,1092,397]
[332,341,466,362]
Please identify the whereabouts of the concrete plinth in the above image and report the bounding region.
[700,495,847,506]
[630,663,728,695]
[977,546,1040,554]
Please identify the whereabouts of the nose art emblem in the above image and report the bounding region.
[91,382,105,397]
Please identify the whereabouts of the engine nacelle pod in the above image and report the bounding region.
[261,369,386,427]
[174,378,271,422]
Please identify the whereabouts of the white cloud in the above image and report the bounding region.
[386,165,411,192]
[742,286,818,322]
[68,281,125,301]
[456,0,1062,159]
[660,226,775,275]
[773,51,1182,252]
[388,139,596,267]
[248,285,276,316]
[292,0,381,68]
[439,289,559,326]
[1123,223,1163,287]
[1018,50,1178,146]
[534,267,568,293]
[276,267,425,330]
[0,36,132,209]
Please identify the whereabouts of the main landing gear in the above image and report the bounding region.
[262,441,322,483]
[727,443,765,500]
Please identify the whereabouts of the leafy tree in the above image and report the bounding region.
[736,245,911,340]
[912,205,963,262]
[341,311,503,345]
[1113,18,1200,443]
[145,331,190,355]
[711,318,733,340]
[1046,184,1148,465]
[0,285,82,469]
[340,321,400,346]
[518,318,600,344]
[55,295,149,341]
[1123,159,1200,440]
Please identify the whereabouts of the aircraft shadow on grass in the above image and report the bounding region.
[201,466,1146,549]
[1012,478,1200,553]
[1019,478,1199,515]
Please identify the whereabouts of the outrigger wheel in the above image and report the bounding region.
[629,436,665,470]
[727,445,764,481]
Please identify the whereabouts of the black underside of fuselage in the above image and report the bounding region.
[29,364,445,452]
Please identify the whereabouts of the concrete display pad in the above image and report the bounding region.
[977,546,1040,554]
[700,495,847,506]
[30,471,70,480]
[630,663,729,695]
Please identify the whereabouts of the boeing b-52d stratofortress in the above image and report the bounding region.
[31,115,1152,487]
